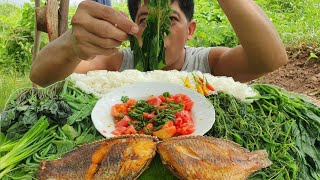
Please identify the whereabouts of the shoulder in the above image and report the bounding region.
[186,46,212,56]
[182,46,213,73]
[207,46,231,73]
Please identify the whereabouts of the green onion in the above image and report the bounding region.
[143,127,151,135]
[121,96,129,103]
[119,113,125,119]
[0,117,54,179]
[153,125,163,131]
[163,92,170,97]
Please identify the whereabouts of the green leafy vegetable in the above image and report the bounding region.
[0,80,102,179]
[60,80,98,125]
[252,84,320,180]
[0,82,71,140]
[1,80,319,180]
[0,117,55,179]
[205,84,320,180]
[130,0,172,71]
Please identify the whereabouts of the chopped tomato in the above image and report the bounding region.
[115,116,131,128]
[174,111,195,135]
[175,110,193,124]
[143,112,156,119]
[111,104,128,117]
[146,123,153,130]
[158,105,169,110]
[176,123,194,135]
[159,95,174,103]
[111,93,194,138]
[124,125,137,135]
[174,117,183,126]
[140,123,154,134]
[163,120,174,128]
[173,94,194,111]
[153,121,176,140]
[125,99,136,108]
[111,126,127,135]
[147,96,162,107]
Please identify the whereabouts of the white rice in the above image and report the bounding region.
[69,70,257,102]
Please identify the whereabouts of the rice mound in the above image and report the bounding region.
[69,70,257,102]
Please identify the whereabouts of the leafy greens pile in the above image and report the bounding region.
[205,85,320,179]
[0,81,102,179]
[0,81,319,180]
[129,0,172,71]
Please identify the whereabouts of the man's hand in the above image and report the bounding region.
[70,0,139,60]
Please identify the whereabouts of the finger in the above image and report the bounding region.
[84,2,139,34]
[73,26,122,48]
[87,34,122,49]
[119,11,129,18]
[77,42,118,60]
[83,42,118,56]
[79,15,130,42]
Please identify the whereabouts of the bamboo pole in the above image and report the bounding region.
[59,0,70,36]
[32,0,41,88]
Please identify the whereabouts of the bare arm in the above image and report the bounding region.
[30,1,139,87]
[30,31,81,87]
[209,0,288,82]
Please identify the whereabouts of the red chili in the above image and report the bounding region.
[206,83,215,91]
[204,77,215,91]
[198,77,204,83]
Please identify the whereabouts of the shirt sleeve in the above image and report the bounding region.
[119,48,134,71]
[182,46,213,74]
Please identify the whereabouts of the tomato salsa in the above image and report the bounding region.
[111,92,195,139]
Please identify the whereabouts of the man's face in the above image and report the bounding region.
[134,1,196,69]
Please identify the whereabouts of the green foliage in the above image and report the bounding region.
[130,0,172,71]
[0,3,34,74]
[0,73,31,112]
[257,0,320,45]
[205,84,320,179]
[189,0,320,47]
[198,0,315,47]
[188,0,238,47]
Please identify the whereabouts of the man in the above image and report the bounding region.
[30,0,288,87]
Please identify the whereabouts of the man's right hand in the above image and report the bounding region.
[70,0,139,60]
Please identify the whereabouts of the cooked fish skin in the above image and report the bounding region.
[37,135,158,180]
[157,136,272,180]
[94,138,158,179]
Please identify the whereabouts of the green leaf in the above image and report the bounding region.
[308,52,318,60]
[53,139,75,156]
[62,124,79,140]
[131,0,172,71]
[0,132,7,146]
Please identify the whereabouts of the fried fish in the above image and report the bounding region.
[37,135,158,180]
[157,136,272,180]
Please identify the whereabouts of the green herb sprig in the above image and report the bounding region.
[130,0,172,71]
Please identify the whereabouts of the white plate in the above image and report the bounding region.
[91,82,215,138]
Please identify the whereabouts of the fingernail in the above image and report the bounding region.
[130,26,139,34]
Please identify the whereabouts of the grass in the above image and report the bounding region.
[0,73,31,112]
[259,0,320,46]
